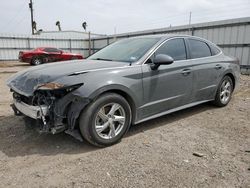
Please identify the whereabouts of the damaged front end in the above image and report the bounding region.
[10,82,90,141]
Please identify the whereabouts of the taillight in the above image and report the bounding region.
[235,57,240,65]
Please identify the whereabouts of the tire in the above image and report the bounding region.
[79,93,132,147]
[213,75,234,107]
[31,57,43,65]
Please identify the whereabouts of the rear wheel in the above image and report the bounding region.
[79,93,131,147]
[31,57,43,65]
[213,75,233,107]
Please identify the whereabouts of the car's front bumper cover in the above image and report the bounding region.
[12,99,49,119]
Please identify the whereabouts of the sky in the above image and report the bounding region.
[0,0,250,35]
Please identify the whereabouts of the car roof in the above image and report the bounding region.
[131,34,218,47]
[132,34,201,40]
[38,47,58,49]
[34,47,62,51]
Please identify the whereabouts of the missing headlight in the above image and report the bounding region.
[37,82,65,90]
[35,83,83,100]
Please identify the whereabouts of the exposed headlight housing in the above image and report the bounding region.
[36,83,83,93]
[37,82,65,90]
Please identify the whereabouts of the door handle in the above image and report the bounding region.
[215,64,222,70]
[182,69,191,76]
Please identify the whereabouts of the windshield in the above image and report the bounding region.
[88,37,160,63]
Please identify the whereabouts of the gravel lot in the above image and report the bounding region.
[0,62,249,188]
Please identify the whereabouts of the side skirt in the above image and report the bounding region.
[135,99,213,125]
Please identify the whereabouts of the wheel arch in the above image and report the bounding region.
[223,72,236,90]
[98,89,137,124]
[68,85,138,131]
[88,85,137,124]
[31,54,48,64]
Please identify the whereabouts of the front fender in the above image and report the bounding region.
[66,83,141,128]
[88,84,139,106]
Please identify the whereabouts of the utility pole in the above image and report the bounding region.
[114,26,117,41]
[88,31,91,56]
[189,11,192,25]
[56,21,62,31]
[29,0,34,35]
[188,11,192,35]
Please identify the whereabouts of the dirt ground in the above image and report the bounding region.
[0,62,249,188]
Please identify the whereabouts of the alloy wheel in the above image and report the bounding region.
[33,58,42,65]
[220,80,232,104]
[95,103,126,139]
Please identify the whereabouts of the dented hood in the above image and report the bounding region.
[7,59,128,96]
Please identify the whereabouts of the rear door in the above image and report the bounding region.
[141,38,193,119]
[186,38,223,102]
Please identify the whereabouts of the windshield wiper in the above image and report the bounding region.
[93,58,113,61]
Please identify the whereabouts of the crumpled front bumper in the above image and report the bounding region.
[12,99,49,119]
[10,92,90,141]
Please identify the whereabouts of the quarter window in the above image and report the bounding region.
[209,44,221,55]
[188,39,211,58]
[155,38,187,61]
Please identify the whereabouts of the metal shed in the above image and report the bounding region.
[0,17,249,73]
[90,17,250,74]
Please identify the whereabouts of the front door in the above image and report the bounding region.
[140,38,193,119]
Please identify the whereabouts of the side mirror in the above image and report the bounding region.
[151,54,174,70]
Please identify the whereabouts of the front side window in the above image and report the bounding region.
[155,38,187,61]
[188,39,211,58]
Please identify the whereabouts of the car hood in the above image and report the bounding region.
[7,59,129,96]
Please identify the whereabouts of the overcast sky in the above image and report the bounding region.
[0,0,250,35]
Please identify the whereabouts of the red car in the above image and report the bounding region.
[19,47,84,65]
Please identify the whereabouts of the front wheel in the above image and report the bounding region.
[213,76,233,107]
[31,57,43,65]
[79,93,132,147]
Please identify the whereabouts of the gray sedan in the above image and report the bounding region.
[7,34,240,147]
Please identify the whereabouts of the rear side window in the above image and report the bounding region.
[156,38,187,61]
[44,48,61,53]
[188,39,211,58]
